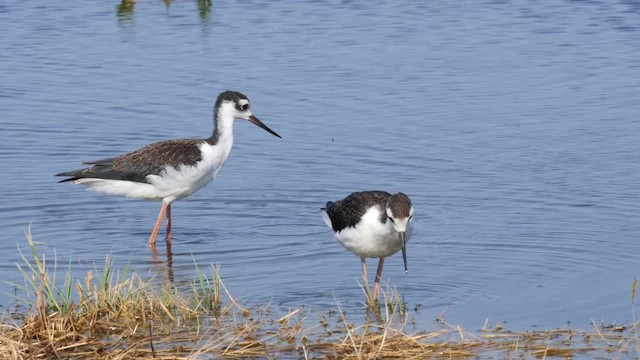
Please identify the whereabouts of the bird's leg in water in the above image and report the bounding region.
[165,204,172,244]
[372,258,385,301]
[361,257,374,304]
[148,202,169,246]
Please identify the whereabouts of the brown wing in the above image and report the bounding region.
[323,191,391,232]
[56,139,205,183]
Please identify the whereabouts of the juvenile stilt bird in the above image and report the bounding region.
[322,191,413,304]
[56,91,281,247]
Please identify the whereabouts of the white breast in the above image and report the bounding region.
[146,142,227,202]
[332,207,404,258]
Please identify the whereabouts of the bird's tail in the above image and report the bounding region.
[321,201,336,211]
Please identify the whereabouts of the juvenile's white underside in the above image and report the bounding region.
[323,207,413,258]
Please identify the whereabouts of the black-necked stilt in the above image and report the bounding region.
[322,191,413,303]
[56,90,281,247]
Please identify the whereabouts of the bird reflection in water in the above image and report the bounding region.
[150,240,175,285]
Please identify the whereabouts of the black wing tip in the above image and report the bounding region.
[57,177,78,183]
[55,171,79,183]
[321,201,336,211]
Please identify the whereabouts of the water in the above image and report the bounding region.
[1,0,639,331]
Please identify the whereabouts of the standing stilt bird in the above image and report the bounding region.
[322,191,413,304]
[56,91,281,247]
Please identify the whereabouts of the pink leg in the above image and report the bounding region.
[165,204,172,244]
[361,257,369,287]
[361,257,374,304]
[148,202,168,246]
[372,258,385,301]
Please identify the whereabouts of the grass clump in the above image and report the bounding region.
[2,229,640,359]
[1,229,247,358]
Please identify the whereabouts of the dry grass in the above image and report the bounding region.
[1,230,640,359]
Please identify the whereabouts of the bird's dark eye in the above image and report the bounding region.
[388,217,395,223]
[240,103,249,111]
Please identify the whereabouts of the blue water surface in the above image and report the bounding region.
[1,0,639,331]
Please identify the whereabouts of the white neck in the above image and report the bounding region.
[208,102,236,146]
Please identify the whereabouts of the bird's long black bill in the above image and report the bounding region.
[399,231,408,273]
[248,115,282,138]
